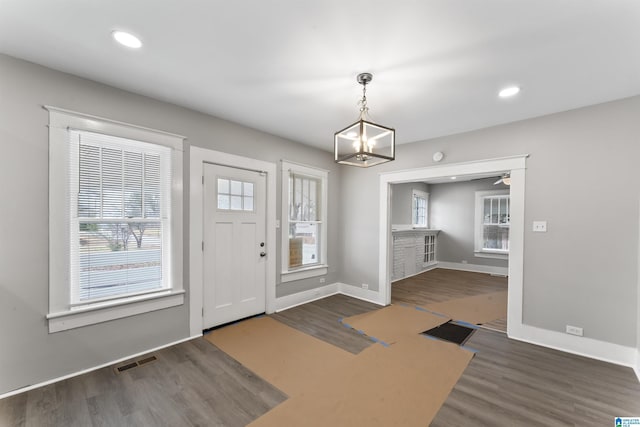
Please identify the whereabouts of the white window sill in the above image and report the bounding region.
[474,251,509,260]
[281,265,328,283]
[46,289,185,333]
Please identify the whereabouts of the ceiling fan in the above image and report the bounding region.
[494,173,511,186]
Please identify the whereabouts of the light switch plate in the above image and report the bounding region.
[532,221,547,232]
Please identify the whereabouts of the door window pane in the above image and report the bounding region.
[217,178,255,211]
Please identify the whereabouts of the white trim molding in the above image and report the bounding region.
[189,147,277,337]
[508,323,637,370]
[46,107,185,333]
[280,160,329,282]
[275,283,340,312]
[47,291,185,333]
[275,282,385,313]
[635,350,640,382]
[337,283,386,306]
[0,334,200,400]
[378,155,527,312]
[436,262,508,276]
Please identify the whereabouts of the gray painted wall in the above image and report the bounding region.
[429,178,508,268]
[339,95,640,348]
[0,54,339,394]
[391,182,429,226]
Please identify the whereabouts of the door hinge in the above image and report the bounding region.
[202,175,204,185]
[202,308,204,317]
[202,241,204,251]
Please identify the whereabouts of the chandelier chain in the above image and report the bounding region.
[358,83,369,119]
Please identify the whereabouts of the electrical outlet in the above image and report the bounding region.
[362,283,369,290]
[533,221,547,232]
[566,325,583,336]
[319,278,326,283]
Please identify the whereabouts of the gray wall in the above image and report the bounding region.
[429,178,508,268]
[390,182,429,226]
[339,95,640,348]
[0,54,339,394]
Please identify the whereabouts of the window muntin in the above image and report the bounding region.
[70,130,172,304]
[217,178,254,211]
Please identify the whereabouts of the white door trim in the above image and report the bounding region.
[190,147,277,336]
[378,155,528,337]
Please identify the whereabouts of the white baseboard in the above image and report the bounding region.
[275,283,340,312]
[437,261,508,276]
[275,282,385,313]
[509,323,636,370]
[337,283,386,306]
[0,334,202,400]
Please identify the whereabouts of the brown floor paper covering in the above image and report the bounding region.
[423,290,508,325]
[248,335,473,427]
[207,305,476,426]
[341,304,449,344]
[205,316,354,396]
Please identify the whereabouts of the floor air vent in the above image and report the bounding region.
[422,321,475,345]
[114,355,158,374]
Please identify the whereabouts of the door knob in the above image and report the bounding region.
[260,252,267,257]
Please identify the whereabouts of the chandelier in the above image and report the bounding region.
[334,73,395,167]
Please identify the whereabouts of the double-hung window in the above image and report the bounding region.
[474,190,510,258]
[47,107,184,332]
[412,190,429,228]
[281,160,328,282]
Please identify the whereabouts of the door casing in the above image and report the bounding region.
[189,147,277,336]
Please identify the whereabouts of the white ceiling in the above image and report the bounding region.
[1,1,639,152]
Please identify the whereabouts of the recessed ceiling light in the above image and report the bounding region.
[112,31,142,49]
[450,176,457,180]
[499,86,520,98]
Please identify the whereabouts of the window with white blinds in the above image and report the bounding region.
[69,130,172,304]
[47,107,184,332]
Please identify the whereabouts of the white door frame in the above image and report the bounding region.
[378,155,528,338]
[190,147,277,336]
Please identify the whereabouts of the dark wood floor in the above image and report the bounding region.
[393,268,508,332]
[2,275,639,426]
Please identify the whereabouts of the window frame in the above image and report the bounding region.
[46,106,185,333]
[474,189,510,259]
[411,189,429,228]
[280,160,328,283]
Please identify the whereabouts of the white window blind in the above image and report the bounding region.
[68,130,172,304]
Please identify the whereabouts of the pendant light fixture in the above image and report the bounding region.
[334,73,395,167]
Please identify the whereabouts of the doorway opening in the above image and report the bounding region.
[378,155,527,337]
[389,174,510,332]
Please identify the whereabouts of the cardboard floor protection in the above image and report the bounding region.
[205,316,354,396]
[248,335,474,427]
[340,304,449,344]
[423,290,508,325]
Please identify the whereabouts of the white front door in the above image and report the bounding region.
[203,163,267,328]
